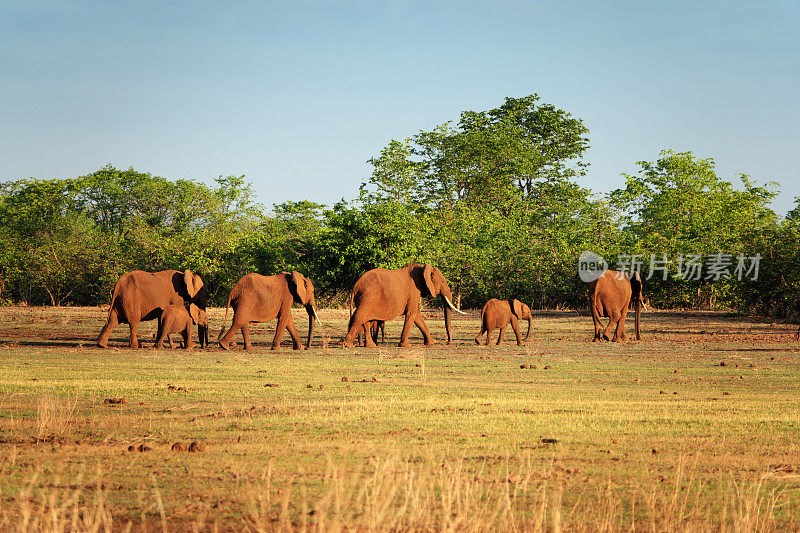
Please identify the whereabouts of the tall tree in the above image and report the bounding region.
[360,94,590,210]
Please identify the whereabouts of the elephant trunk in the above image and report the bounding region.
[524,317,531,341]
[634,299,641,341]
[305,304,317,349]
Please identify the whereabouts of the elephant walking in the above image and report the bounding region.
[343,263,467,348]
[475,299,532,346]
[218,271,319,350]
[588,270,643,342]
[96,270,207,349]
[356,320,385,346]
[155,304,207,350]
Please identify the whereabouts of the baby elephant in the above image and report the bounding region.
[475,299,532,346]
[356,320,386,346]
[155,303,207,350]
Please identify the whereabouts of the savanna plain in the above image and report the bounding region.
[1,306,800,531]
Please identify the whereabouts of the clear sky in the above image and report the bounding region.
[2,1,798,214]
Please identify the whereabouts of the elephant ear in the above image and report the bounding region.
[291,271,309,304]
[423,264,438,297]
[188,303,200,325]
[511,299,523,318]
[184,270,204,298]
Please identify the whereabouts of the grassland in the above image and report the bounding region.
[1,305,800,531]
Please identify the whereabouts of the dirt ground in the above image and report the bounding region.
[1,305,799,530]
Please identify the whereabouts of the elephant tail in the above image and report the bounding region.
[348,289,354,320]
[218,291,233,341]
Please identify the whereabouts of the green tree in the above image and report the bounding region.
[610,150,778,308]
[302,202,422,302]
[360,94,590,211]
[0,178,115,305]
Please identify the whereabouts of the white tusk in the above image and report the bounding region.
[443,295,468,315]
[312,307,323,325]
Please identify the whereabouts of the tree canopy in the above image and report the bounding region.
[1,95,795,318]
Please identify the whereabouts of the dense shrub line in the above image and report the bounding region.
[2,95,798,315]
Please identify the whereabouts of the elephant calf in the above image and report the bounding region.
[475,299,532,346]
[155,304,207,350]
[356,320,385,347]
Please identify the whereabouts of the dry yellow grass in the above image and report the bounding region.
[1,305,799,530]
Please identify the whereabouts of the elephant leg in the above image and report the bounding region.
[241,323,252,350]
[283,315,303,351]
[399,313,416,347]
[358,324,369,347]
[154,319,165,349]
[362,321,377,348]
[344,308,375,348]
[591,304,603,342]
[167,334,175,349]
[602,311,619,342]
[220,314,247,350]
[272,312,289,350]
[344,310,372,348]
[128,319,141,349]
[184,328,194,350]
[96,309,120,348]
[272,314,286,350]
[614,307,629,342]
[496,327,505,345]
[510,318,523,346]
[474,325,485,345]
[486,328,493,346]
[361,322,378,346]
[413,314,435,346]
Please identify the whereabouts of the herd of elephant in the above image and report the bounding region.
[94,263,644,350]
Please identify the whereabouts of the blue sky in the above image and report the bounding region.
[2,1,798,214]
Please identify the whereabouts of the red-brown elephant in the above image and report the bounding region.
[356,320,386,346]
[96,269,207,348]
[218,271,319,350]
[588,270,643,342]
[474,298,532,346]
[155,304,208,350]
[343,263,467,348]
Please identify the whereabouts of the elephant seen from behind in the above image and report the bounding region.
[218,271,320,350]
[343,263,467,348]
[96,269,207,349]
[588,270,643,342]
[475,298,532,346]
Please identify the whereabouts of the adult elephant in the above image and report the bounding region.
[588,270,643,342]
[218,271,319,350]
[343,263,467,348]
[96,269,207,349]
[474,298,532,346]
